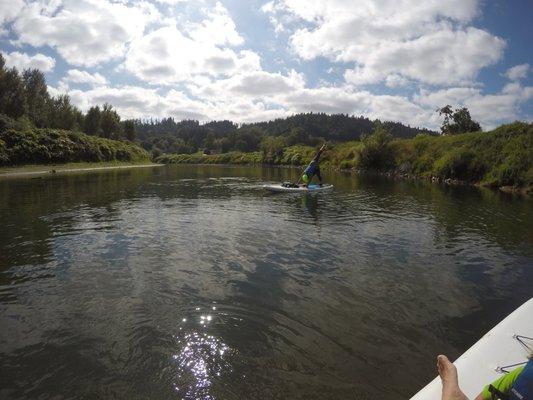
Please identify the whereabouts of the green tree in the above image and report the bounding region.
[260,135,286,163]
[22,68,50,127]
[100,103,122,139]
[357,123,395,170]
[84,106,101,135]
[286,127,307,145]
[48,94,79,130]
[0,55,27,119]
[123,119,135,141]
[438,105,481,135]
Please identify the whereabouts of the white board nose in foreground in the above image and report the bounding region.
[411,298,533,400]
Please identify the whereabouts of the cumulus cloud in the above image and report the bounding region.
[10,0,160,67]
[63,69,107,86]
[265,0,505,86]
[504,64,530,81]
[187,69,305,101]
[155,0,188,4]
[385,74,409,88]
[343,27,505,86]
[0,0,24,25]
[124,26,259,84]
[188,2,244,46]
[4,51,56,72]
[124,3,258,84]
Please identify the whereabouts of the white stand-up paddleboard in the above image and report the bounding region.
[263,183,333,193]
[411,298,533,400]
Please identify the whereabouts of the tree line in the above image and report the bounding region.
[134,113,435,157]
[0,53,135,141]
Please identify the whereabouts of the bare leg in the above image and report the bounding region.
[437,355,469,400]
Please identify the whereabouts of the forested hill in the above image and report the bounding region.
[134,113,434,156]
[243,113,433,140]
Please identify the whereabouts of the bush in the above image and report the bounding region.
[356,127,395,170]
[433,148,476,180]
[0,138,8,163]
[339,159,355,169]
[0,127,150,165]
[483,151,530,187]
[260,136,286,163]
[0,113,15,132]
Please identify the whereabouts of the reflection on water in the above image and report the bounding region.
[173,331,231,400]
[173,305,234,400]
[0,164,532,400]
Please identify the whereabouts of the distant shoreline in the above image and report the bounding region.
[156,161,532,196]
[0,162,163,179]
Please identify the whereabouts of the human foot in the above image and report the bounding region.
[437,355,469,400]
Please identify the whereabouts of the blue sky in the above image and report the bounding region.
[0,0,531,129]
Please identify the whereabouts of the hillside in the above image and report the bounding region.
[135,113,435,156]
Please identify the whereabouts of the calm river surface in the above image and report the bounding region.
[1,165,532,400]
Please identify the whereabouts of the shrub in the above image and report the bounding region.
[339,159,355,169]
[484,152,530,187]
[356,127,395,170]
[0,138,8,163]
[260,136,286,163]
[0,113,15,132]
[432,148,477,180]
[0,127,150,165]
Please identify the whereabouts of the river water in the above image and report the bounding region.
[0,165,532,400]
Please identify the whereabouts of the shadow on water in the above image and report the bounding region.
[0,164,532,399]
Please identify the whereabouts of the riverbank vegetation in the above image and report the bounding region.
[0,53,149,165]
[158,122,533,191]
[0,122,150,165]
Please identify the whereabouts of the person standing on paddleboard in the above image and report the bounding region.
[299,143,326,187]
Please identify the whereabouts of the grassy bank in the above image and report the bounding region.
[0,124,150,166]
[157,122,533,191]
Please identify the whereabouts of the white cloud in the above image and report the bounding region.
[343,27,505,86]
[11,0,160,67]
[188,2,244,46]
[155,0,188,4]
[125,25,260,84]
[124,3,257,84]
[0,0,24,25]
[504,64,530,81]
[63,69,107,86]
[187,69,305,101]
[4,51,56,72]
[265,0,505,86]
[385,74,409,88]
